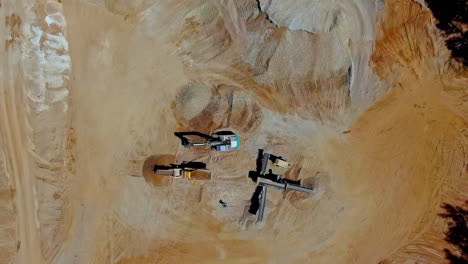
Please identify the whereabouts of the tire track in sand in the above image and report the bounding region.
[0,76,43,263]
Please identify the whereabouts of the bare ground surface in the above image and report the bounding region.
[0,0,467,264]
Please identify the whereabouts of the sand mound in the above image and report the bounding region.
[175,83,213,121]
[175,85,232,134]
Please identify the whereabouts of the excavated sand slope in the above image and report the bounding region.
[0,0,466,263]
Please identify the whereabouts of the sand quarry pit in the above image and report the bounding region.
[0,0,467,263]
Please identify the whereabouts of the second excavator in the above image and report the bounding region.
[174,131,240,151]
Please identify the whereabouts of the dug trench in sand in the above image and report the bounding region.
[0,0,466,264]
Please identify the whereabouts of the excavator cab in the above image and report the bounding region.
[211,131,240,151]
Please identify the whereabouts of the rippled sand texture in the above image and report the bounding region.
[0,0,466,263]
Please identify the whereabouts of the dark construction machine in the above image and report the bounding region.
[153,161,210,180]
[174,131,240,152]
[248,149,314,222]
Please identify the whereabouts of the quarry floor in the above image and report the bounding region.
[0,0,466,263]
